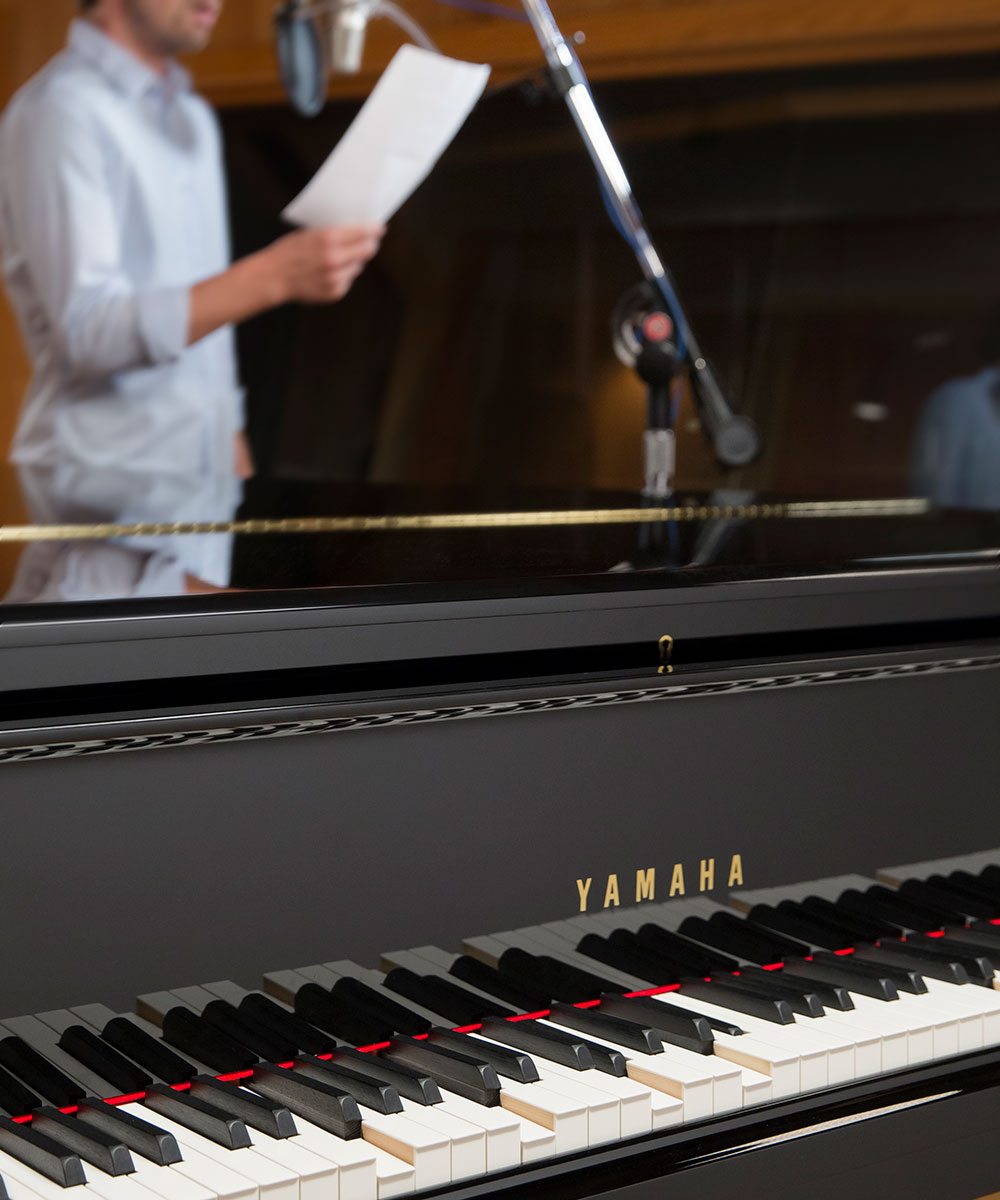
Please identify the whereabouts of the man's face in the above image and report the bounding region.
[123,0,223,56]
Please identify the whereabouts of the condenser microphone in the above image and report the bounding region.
[329,0,377,73]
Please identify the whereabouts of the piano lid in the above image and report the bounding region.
[0,457,997,612]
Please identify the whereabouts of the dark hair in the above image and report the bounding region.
[79,0,99,8]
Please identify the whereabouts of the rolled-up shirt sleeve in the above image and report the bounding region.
[4,91,190,377]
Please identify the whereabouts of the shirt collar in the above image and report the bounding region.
[68,18,192,104]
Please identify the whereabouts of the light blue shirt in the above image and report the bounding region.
[911,367,1000,511]
[0,19,243,502]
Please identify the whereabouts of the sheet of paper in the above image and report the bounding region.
[283,45,490,228]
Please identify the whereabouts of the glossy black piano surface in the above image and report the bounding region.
[1,480,999,1200]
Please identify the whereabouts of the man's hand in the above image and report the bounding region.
[188,224,386,347]
[266,225,386,305]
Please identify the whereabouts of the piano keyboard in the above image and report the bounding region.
[3,848,1000,1200]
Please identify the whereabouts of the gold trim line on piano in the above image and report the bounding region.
[0,498,931,542]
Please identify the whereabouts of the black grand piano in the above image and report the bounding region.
[0,467,998,1200]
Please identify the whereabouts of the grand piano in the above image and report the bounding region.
[0,466,999,1200]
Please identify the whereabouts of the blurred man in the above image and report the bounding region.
[0,0,383,587]
[912,360,1000,511]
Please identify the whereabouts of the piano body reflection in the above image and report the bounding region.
[0,483,999,1200]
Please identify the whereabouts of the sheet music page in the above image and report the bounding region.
[283,45,491,228]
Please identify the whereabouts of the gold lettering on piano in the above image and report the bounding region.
[635,868,655,903]
[572,853,744,911]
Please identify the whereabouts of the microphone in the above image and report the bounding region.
[328,0,377,74]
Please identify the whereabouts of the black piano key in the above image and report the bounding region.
[914,931,1000,969]
[927,874,1000,914]
[161,1009,258,1075]
[57,1026,151,1096]
[478,1018,620,1075]
[970,919,1000,944]
[200,1002,297,1063]
[0,1038,84,1107]
[327,1048,443,1105]
[187,1076,298,1138]
[741,967,855,1012]
[0,1115,87,1187]
[199,998,296,1065]
[292,1056,404,1115]
[143,1084,252,1149]
[496,948,616,1003]
[100,1018,197,1085]
[747,904,852,952]
[714,971,826,1018]
[892,938,994,984]
[595,994,715,1054]
[0,1174,7,1200]
[781,957,900,1001]
[293,984,389,1046]
[0,1066,40,1117]
[676,916,786,965]
[795,896,899,940]
[249,1067,363,1140]
[575,935,676,986]
[30,1108,135,1177]
[329,978,432,1038]
[978,864,1000,890]
[811,951,927,995]
[238,994,337,1057]
[841,886,949,931]
[949,870,1000,907]
[708,911,810,958]
[851,944,972,986]
[75,1098,183,1166]
[546,1004,663,1054]
[448,957,549,1012]
[635,924,739,973]
[426,1029,539,1082]
[381,969,514,1025]
[608,929,696,980]
[899,878,992,921]
[382,1036,502,1106]
[679,978,796,1024]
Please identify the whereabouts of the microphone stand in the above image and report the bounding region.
[518,0,759,490]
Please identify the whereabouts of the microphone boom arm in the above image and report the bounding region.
[518,0,760,468]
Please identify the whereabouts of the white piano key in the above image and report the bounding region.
[0,1016,117,1099]
[649,1092,685,1129]
[135,997,181,1029]
[385,1099,486,1182]
[654,994,831,1090]
[126,1105,294,1200]
[475,1040,653,1138]
[278,1116,383,1200]
[460,938,512,970]
[242,1130,339,1200]
[120,1156,218,1200]
[495,1080,588,1154]
[427,1092,521,1172]
[69,1006,119,1031]
[536,1022,714,1120]
[0,1150,92,1200]
[356,1107,450,1190]
[199,986,253,1009]
[121,1109,256,1200]
[261,974,314,1009]
[728,875,880,912]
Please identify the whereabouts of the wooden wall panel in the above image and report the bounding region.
[194,0,1000,106]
